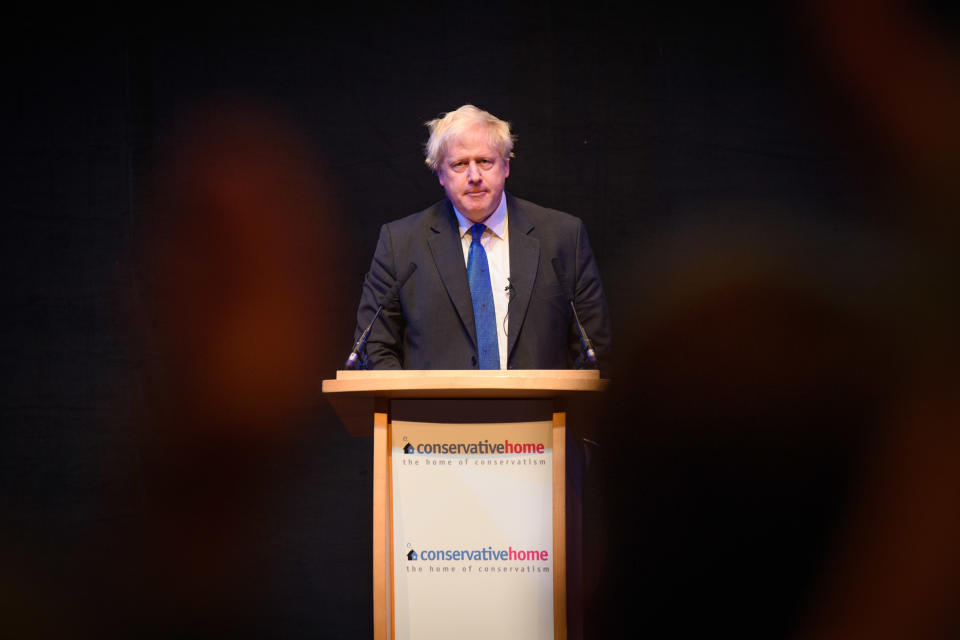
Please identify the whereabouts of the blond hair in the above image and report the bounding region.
[423,104,515,172]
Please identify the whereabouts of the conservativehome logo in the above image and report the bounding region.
[405,544,550,567]
[404,544,552,574]
[402,439,545,455]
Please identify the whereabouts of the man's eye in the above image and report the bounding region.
[479,160,494,170]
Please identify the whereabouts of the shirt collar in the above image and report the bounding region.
[453,192,508,240]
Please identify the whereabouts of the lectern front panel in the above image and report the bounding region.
[388,399,557,640]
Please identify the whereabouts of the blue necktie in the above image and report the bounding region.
[467,223,500,369]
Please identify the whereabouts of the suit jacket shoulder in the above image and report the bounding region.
[507,195,582,233]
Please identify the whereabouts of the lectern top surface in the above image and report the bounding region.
[322,369,608,396]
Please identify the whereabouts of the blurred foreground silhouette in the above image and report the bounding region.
[3,103,343,638]
[594,2,960,637]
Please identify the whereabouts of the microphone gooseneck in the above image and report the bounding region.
[551,257,597,367]
[345,262,418,369]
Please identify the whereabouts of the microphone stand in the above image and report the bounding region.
[344,262,418,369]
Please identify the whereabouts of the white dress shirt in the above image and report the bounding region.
[452,195,510,369]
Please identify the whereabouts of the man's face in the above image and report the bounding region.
[437,124,510,224]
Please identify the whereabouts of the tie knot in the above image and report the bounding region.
[471,223,486,243]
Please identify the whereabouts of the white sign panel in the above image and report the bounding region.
[391,420,554,640]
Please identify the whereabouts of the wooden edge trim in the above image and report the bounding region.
[373,410,389,640]
[387,417,396,640]
[553,412,567,640]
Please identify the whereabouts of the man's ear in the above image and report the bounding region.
[437,168,445,187]
[503,158,510,178]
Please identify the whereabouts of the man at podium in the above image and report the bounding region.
[354,104,611,371]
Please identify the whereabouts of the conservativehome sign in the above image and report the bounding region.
[391,420,554,640]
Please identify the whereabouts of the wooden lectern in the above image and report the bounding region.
[322,369,607,640]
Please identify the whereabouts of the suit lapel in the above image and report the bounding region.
[426,201,477,348]
[506,195,539,362]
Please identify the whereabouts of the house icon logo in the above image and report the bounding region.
[403,443,414,454]
[407,549,417,561]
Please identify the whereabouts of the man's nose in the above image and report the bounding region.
[466,161,482,182]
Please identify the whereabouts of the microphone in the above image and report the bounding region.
[344,262,418,369]
[551,257,597,367]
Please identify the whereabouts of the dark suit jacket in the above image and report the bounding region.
[355,193,610,370]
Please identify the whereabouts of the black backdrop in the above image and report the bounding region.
[4,2,959,638]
